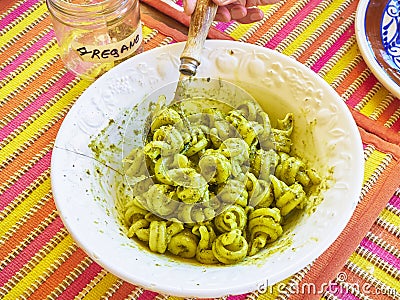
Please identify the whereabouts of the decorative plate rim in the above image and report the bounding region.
[355,0,400,99]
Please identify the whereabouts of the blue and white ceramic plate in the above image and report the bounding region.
[355,0,400,98]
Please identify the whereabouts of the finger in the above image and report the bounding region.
[215,6,232,22]
[234,0,246,5]
[213,0,238,5]
[183,0,196,15]
[262,0,281,3]
[228,4,247,20]
[245,0,281,7]
[235,7,264,23]
[244,0,260,6]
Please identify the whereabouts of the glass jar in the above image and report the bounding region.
[46,0,144,80]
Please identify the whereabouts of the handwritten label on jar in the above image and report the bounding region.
[72,24,143,63]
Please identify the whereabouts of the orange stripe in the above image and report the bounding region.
[296,1,358,63]
[1,117,61,175]
[338,268,366,289]
[0,198,56,262]
[109,281,137,299]
[246,1,295,44]
[0,59,64,119]
[0,16,52,63]
[28,248,88,299]
[376,100,400,124]
[143,33,172,51]
[369,224,400,249]
[335,60,369,95]
[0,0,19,14]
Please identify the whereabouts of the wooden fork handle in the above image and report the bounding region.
[179,0,218,76]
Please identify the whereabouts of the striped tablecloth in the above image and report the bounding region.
[1,0,400,299]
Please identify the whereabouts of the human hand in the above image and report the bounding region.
[183,0,281,24]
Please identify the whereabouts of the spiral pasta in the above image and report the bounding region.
[219,138,250,177]
[124,199,148,226]
[217,179,248,207]
[248,207,283,256]
[176,202,215,224]
[184,127,209,157]
[235,101,272,148]
[116,97,323,265]
[252,148,279,181]
[271,113,294,153]
[140,184,179,216]
[148,220,169,253]
[214,205,247,233]
[167,229,199,258]
[150,107,182,132]
[122,148,148,177]
[174,168,209,203]
[226,110,264,146]
[193,224,219,264]
[270,175,307,216]
[212,229,248,264]
[199,149,232,184]
[245,172,274,208]
[154,154,189,185]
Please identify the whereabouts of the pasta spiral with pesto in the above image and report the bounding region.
[116,97,323,265]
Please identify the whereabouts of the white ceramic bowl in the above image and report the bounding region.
[51,40,364,298]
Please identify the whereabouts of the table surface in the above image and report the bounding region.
[1,0,400,299]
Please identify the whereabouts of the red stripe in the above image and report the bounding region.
[346,74,379,107]
[57,262,103,298]
[0,150,52,210]
[109,282,137,299]
[311,26,355,73]
[389,193,400,209]
[390,116,400,132]
[137,290,159,300]
[0,72,75,142]
[264,0,322,49]
[0,31,55,80]
[227,294,249,300]
[0,217,64,286]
